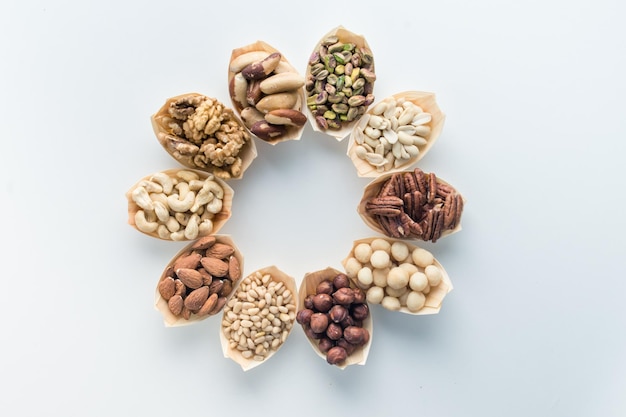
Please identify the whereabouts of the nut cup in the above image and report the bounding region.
[126,168,233,241]
[220,266,298,371]
[342,237,453,315]
[305,26,376,141]
[228,41,307,145]
[151,92,257,179]
[358,168,465,243]
[298,267,373,369]
[347,91,445,177]
[155,235,244,326]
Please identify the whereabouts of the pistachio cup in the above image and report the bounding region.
[126,168,233,241]
[342,237,453,315]
[228,41,307,145]
[155,235,244,327]
[304,26,376,141]
[357,167,465,243]
[151,92,257,180]
[220,266,298,371]
[347,91,445,177]
[297,267,373,369]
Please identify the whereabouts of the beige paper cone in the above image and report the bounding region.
[347,91,445,177]
[357,169,465,242]
[126,168,234,241]
[228,41,307,145]
[341,237,453,315]
[151,93,257,180]
[304,26,376,141]
[154,235,244,327]
[298,267,373,369]
[219,266,298,371]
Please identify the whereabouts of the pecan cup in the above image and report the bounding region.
[228,41,307,145]
[126,168,233,241]
[219,266,298,371]
[347,91,445,177]
[298,267,373,369]
[151,93,257,180]
[155,235,244,326]
[304,26,376,141]
[342,237,453,316]
[357,168,465,243]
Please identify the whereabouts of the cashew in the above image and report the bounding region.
[165,217,180,232]
[206,196,223,214]
[167,190,195,212]
[150,172,174,195]
[170,230,186,241]
[188,179,206,191]
[134,210,158,233]
[198,219,213,235]
[157,225,171,239]
[144,209,157,223]
[204,180,224,199]
[200,210,214,221]
[149,192,168,206]
[153,201,170,223]
[184,214,200,240]
[175,212,190,226]
[137,180,163,194]
[131,186,154,211]
[176,170,199,182]
[190,184,214,213]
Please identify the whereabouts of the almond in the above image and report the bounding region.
[228,256,241,281]
[184,286,210,312]
[197,293,218,316]
[208,279,224,295]
[173,252,202,270]
[174,279,186,296]
[158,277,176,300]
[205,243,235,259]
[168,295,183,316]
[200,257,229,277]
[198,268,213,286]
[219,280,233,297]
[176,268,203,289]
[210,296,227,315]
[191,235,216,250]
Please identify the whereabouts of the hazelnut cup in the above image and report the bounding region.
[298,267,373,369]
[304,26,376,141]
[154,235,244,327]
[228,41,307,145]
[126,168,233,241]
[347,91,445,178]
[220,266,298,371]
[342,237,453,316]
[357,168,465,243]
[151,92,257,180]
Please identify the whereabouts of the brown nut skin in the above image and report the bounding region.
[316,280,334,295]
[304,326,325,340]
[303,295,315,310]
[351,303,370,321]
[312,293,333,312]
[309,312,329,334]
[264,109,308,127]
[336,338,357,356]
[332,287,355,306]
[352,287,366,304]
[241,52,281,80]
[250,120,287,141]
[328,304,349,323]
[339,315,356,329]
[326,322,343,341]
[326,346,348,365]
[318,337,335,353]
[296,309,314,326]
[344,326,369,346]
[332,273,351,290]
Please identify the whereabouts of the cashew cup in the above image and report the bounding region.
[298,267,373,370]
[126,169,233,241]
[220,266,298,371]
[347,91,446,177]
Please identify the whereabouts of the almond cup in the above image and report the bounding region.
[155,235,244,327]
[220,266,298,371]
[304,26,376,141]
[151,92,257,180]
[342,237,453,315]
[126,168,233,241]
[358,168,465,243]
[228,41,307,145]
[298,267,373,369]
[347,91,445,177]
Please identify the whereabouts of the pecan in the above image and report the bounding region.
[428,172,438,204]
[403,171,418,193]
[430,207,444,242]
[365,196,403,216]
[443,192,457,230]
[414,168,428,195]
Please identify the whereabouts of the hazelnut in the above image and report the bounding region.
[296,308,314,325]
[326,322,343,341]
[332,287,355,306]
[304,295,315,310]
[344,326,368,346]
[316,280,334,295]
[332,273,351,289]
[352,287,366,304]
[326,346,347,365]
[336,338,356,355]
[304,326,324,340]
[339,315,356,329]
[351,303,370,321]
[318,337,335,353]
[309,312,329,333]
[312,293,334,312]
[329,304,349,323]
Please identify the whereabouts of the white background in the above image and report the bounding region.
[1,1,625,416]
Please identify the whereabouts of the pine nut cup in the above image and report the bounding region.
[220,266,298,371]
[304,26,376,141]
[151,92,257,180]
[298,267,373,369]
[155,235,244,326]
[228,41,307,145]
[342,237,453,315]
[347,91,445,177]
[126,168,233,241]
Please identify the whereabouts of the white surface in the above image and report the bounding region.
[1,1,625,416]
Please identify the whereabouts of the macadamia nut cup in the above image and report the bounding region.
[304,26,376,141]
[155,235,244,327]
[126,168,233,241]
[228,41,307,145]
[358,168,465,243]
[298,267,373,370]
[347,91,445,177]
[220,266,298,371]
[342,237,453,315]
[151,92,257,180]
